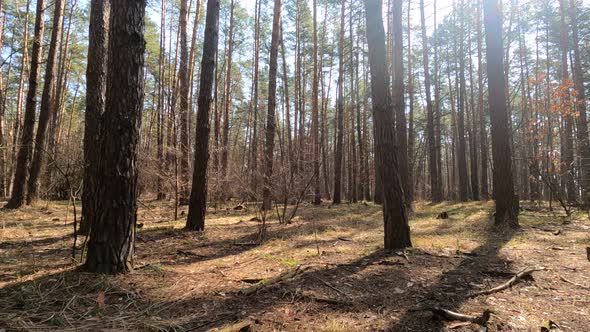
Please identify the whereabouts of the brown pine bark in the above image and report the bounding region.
[364,0,411,249]
[83,0,146,274]
[484,0,518,227]
[262,0,281,211]
[26,0,65,204]
[185,0,220,231]
[5,0,45,209]
[11,0,31,195]
[80,0,110,235]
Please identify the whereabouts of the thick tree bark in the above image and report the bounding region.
[333,0,345,205]
[80,0,110,235]
[26,0,65,204]
[5,0,45,209]
[484,0,518,227]
[84,0,146,274]
[262,0,281,211]
[365,0,411,249]
[185,0,220,231]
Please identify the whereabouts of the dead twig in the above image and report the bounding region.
[428,307,491,326]
[470,267,546,297]
[559,275,590,290]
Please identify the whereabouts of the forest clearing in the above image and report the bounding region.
[1,201,589,331]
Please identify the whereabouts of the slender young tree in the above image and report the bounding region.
[419,0,442,202]
[220,0,235,198]
[179,0,191,202]
[80,0,110,235]
[84,0,147,274]
[262,0,281,210]
[484,0,518,227]
[333,0,345,205]
[312,0,321,205]
[5,0,45,209]
[365,0,411,249]
[392,0,409,206]
[186,0,220,231]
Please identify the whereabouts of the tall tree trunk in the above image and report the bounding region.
[364,0,411,249]
[250,0,261,197]
[559,0,575,203]
[185,0,220,231]
[84,0,146,274]
[156,0,167,200]
[5,0,45,209]
[220,0,234,200]
[26,0,65,204]
[333,0,345,205]
[467,13,480,201]
[477,0,489,199]
[392,0,409,206]
[262,0,281,211]
[569,0,590,207]
[457,0,470,202]
[178,0,191,203]
[484,0,518,227]
[11,0,31,196]
[80,0,110,235]
[407,0,415,203]
[0,0,5,197]
[311,0,321,204]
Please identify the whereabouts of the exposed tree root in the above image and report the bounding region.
[428,307,491,326]
[239,266,302,295]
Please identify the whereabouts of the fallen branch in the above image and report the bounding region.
[559,275,590,290]
[239,266,302,295]
[470,267,546,297]
[428,307,491,326]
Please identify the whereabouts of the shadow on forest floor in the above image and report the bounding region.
[1,200,589,331]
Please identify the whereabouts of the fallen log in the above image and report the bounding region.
[470,267,546,297]
[239,266,302,295]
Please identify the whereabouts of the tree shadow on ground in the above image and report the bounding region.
[385,222,522,331]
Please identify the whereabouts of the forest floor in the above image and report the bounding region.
[1,199,589,331]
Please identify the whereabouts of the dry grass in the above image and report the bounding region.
[1,199,589,331]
